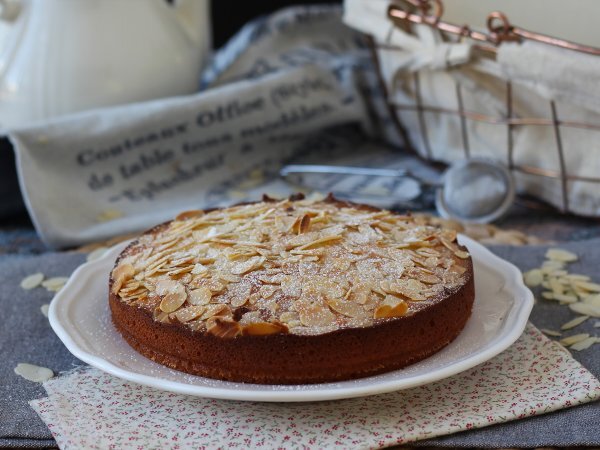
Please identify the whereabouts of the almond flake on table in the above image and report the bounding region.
[20,272,44,290]
[545,248,578,262]
[570,336,599,351]
[541,328,562,337]
[14,363,54,382]
[41,277,69,292]
[40,304,50,317]
[569,302,600,318]
[561,315,589,330]
[559,333,590,346]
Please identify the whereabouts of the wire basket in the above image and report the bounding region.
[367,0,600,216]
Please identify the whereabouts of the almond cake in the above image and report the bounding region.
[109,194,474,384]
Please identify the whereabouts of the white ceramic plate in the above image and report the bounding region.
[49,235,533,402]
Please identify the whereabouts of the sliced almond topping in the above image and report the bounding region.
[374,296,408,318]
[201,304,230,320]
[242,322,288,336]
[259,284,279,299]
[230,256,266,275]
[207,279,226,293]
[220,273,242,283]
[207,318,241,338]
[326,297,366,318]
[279,311,300,324]
[191,263,208,275]
[175,209,204,221]
[230,284,252,308]
[387,279,427,301]
[155,279,184,296]
[159,290,187,313]
[188,286,212,305]
[454,250,470,259]
[439,238,458,253]
[173,305,206,323]
[295,214,311,234]
[111,264,135,294]
[280,276,302,299]
[297,300,337,327]
[297,235,342,250]
[440,229,458,242]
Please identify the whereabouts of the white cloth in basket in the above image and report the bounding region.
[344,0,600,217]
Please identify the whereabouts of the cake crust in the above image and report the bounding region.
[109,195,475,384]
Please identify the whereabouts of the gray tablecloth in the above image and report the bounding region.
[1,242,599,449]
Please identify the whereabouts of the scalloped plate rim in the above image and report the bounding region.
[49,234,534,402]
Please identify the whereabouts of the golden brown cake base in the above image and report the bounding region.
[110,267,473,385]
[109,195,475,384]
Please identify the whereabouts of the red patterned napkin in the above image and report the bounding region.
[31,324,600,449]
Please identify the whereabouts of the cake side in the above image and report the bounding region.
[110,268,473,383]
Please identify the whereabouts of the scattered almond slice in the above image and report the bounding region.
[584,294,600,307]
[40,304,50,318]
[574,281,600,292]
[523,269,543,287]
[541,328,562,337]
[546,248,578,262]
[552,293,578,303]
[559,333,590,346]
[561,315,589,330]
[569,336,598,351]
[569,302,600,318]
[14,363,54,382]
[41,277,69,293]
[20,273,44,290]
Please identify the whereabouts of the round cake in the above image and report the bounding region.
[109,194,474,384]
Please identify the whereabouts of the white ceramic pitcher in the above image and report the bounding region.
[0,0,211,129]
